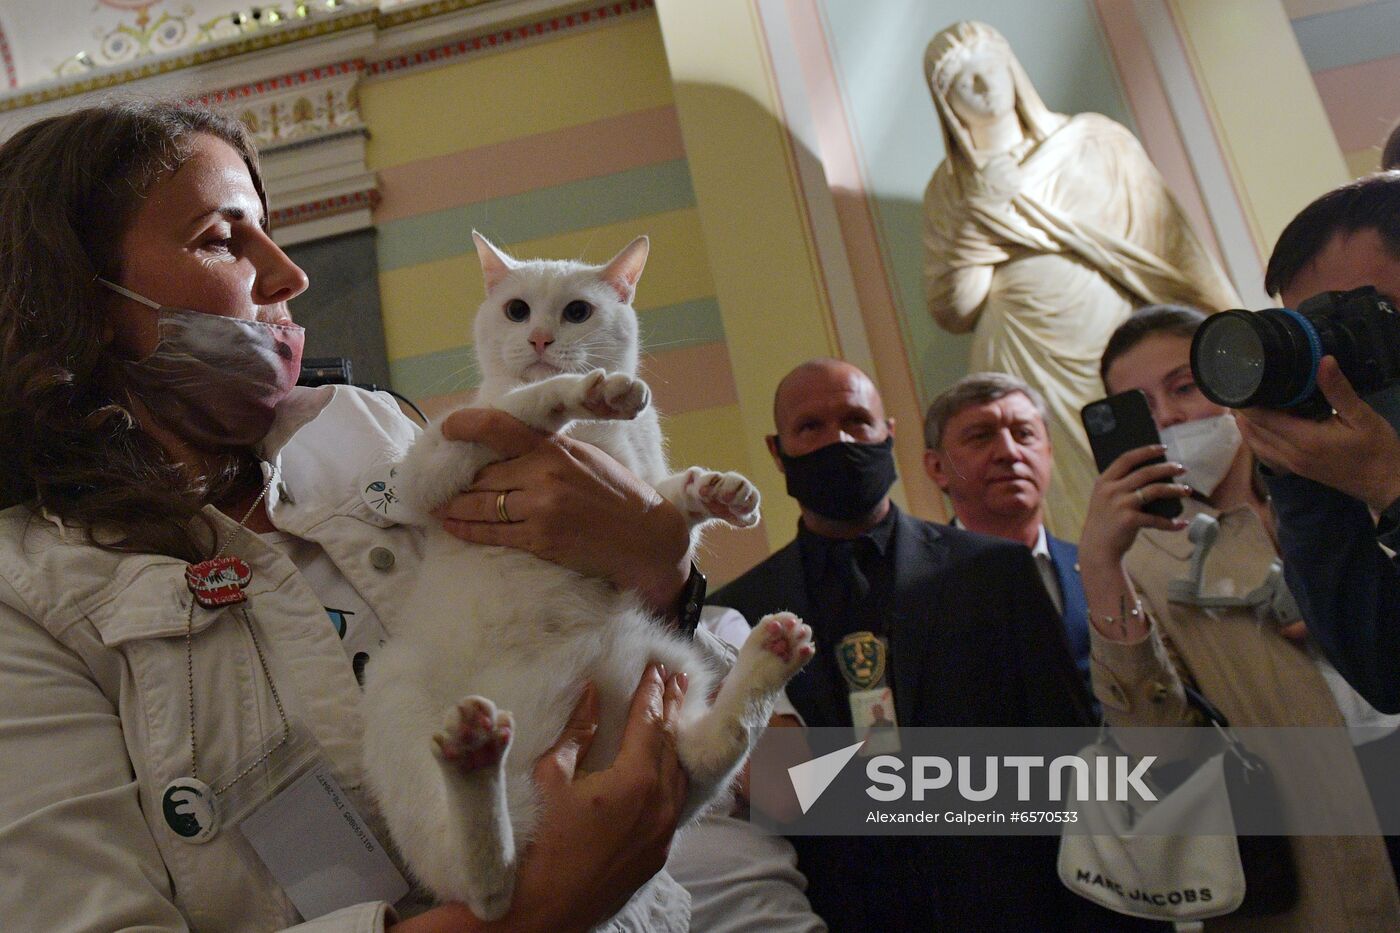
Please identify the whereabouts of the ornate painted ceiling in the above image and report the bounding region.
[0,0,429,90]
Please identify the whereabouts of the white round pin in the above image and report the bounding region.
[162,777,219,844]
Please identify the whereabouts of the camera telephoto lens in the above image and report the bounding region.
[1192,308,1320,409]
[1191,312,1269,406]
[1191,286,1400,417]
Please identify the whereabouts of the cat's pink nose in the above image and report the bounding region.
[529,329,554,354]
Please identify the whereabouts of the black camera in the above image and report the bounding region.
[1190,286,1400,418]
[298,356,354,388]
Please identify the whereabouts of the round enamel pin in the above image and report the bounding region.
[162,777,219,844]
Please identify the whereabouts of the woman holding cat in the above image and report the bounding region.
[0,100,696,931]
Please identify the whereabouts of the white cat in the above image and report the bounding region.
[360,233,814,924]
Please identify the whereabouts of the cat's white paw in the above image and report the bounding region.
[433,696,513,776]
[580,369,650,421]
[734,612,814,693]
[694,470,761,528]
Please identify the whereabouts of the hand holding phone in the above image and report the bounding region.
[1081,391,1184,520]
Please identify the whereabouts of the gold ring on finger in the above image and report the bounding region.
[1134,487,1147,506]
[496,490,513,523]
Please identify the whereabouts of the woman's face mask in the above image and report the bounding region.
[1159,413,1242,497]
[99,279,304,449]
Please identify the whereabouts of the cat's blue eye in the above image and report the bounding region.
[562,300,593,324]
[504,299,530,322]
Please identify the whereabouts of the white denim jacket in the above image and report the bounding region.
[0,385,705,932]
[0,386,424,931]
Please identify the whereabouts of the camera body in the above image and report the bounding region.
[298,356,354,388]
[1191,286,1400,418]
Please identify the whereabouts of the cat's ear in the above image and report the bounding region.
[473,231,517,293]
[599,236,649,303]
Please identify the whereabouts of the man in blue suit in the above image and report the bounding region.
[922,373,1091,692]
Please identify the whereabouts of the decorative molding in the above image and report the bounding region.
[200,59,366,148]
[0,0,650,111]
[377,0,494,30]
[201,58,363,102]
[55,4,245,80]
[272,202,377,246]
[0,7,377,113]
[0,24,15,90]
[203,60,377,240]
[0,0,651,240]
[368,0,653,78]
[270,186,379,227]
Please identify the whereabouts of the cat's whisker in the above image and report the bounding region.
[420,361,482,396]
[636,337,702,352]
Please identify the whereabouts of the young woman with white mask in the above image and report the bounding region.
[1079,305,1400,932]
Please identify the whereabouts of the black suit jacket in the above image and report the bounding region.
[711,507,1153,932]
[713,508,1092,731]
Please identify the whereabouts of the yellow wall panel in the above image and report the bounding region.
[654,0,838,550]
[1345,147,1380,178]
[1171,0,1348,255]
[380,254,478,361]
[361,16,676,169]
[661,404,759,488]
[503,209,717,313]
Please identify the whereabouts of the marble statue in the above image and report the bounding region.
[921,20,1239,539]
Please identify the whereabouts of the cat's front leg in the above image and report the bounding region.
[430,695,519,920]
[397,370,652,519]
[675,612,813,820]
[655,467,761,531]
[498,368,650,434]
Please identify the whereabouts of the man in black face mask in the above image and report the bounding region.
[710,360,1141,933]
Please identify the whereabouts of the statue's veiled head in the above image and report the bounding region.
[945,44,1016,129]
[926,21,1015,108]
[924,21,1063,166]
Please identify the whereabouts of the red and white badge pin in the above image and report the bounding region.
[185,557,253,609]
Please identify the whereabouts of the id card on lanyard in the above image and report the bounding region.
[837,631,900,755]
[220,723,410,921]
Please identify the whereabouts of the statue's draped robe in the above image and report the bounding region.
[924,71,1239,538]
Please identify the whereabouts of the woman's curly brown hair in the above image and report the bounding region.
[0,99,270,561]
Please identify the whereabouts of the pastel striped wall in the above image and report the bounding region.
[1289,0,1400,175]
[358,10,770,584]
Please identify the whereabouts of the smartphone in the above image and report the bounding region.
[1080,390,1183,520]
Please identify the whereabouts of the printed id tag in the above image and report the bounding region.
[850,686,901,756]
[239,763,408,920]
[220,724,408,921]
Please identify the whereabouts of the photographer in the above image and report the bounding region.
[1232,172,1400,713]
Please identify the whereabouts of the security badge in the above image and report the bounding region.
[836,632,900,755]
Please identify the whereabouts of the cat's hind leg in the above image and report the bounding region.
[428,695,519,919]
[654,466,761,530]
[362,662,519,920]
[675,612,813,820]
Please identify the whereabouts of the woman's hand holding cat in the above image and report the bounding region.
[522,664,690,931]
[386,667,688,933]
[433,408,691,613]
